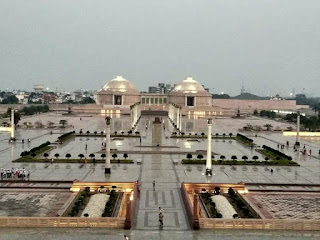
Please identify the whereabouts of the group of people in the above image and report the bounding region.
[0,168,30,178]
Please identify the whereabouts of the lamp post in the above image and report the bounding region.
[295,111,300,146]
[10,108,15,141]
[105,116,111,174]
[206,118,213,176]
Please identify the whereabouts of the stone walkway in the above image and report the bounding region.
[134,153,190,230]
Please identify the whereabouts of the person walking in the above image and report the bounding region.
[159,207,163,214]
[309,149,312,156]
[159,212,164,227]
[152,180,155,191]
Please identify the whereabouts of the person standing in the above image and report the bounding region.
[152,180,155,191]
[309,149,312,156]
[159,212,164,227]
[159,207,163,214]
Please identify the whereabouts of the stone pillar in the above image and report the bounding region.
[105,117,111,174]
[295,112,300,146]
[179,107,182,132]
[10,108,15,141]
[124,193,131,229]
[176,107,180,131]
[206,118,213,176]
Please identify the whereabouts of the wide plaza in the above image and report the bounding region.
[0,112,320,239]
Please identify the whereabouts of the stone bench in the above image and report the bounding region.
[136,159,142,164]
[173,160,178,165]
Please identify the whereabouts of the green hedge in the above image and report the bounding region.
[182,159,299,166]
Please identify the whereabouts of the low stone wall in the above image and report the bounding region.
[199,218,320,231]
[0,217,125,228]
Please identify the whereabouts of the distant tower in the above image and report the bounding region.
[240,84,245,95]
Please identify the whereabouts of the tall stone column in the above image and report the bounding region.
[105,117,111,174]
[206,118,213,176]
[176,107,180,131]
[295,111,300,146]
[179,107,182,132]
[10,108,15,141]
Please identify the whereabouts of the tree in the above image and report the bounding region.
[31,152,37,158]
[229,133,233,138]
[231,155,237,161]
[187,153,192,160]
[54,153,60,159]
[123,153,128,160]
[78,154,84,159]
[59,119,67,128]
[197,154,204,160]
[1,95,19,104]
[252,156,259,161]
[43,153,49,158]
[242,156,248,161]
[101,153,106,159]
[201,132,205,137]
[222,133,226,137]
[66,153,71,159]
[79,97,95,104]
[112,153,117,160]
[35,121,43,128]
[94,131,97,135]
[265,157,269,162]
[264,124,273,131]
[89,153,95,159]
[47,121,54,128]
[220,155,226,161]
[214,187,221,195]
[253,110,259,115]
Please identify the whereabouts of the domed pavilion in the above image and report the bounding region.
[168,77,212,107]
[96,76,141,106]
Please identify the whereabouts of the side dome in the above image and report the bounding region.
[171,77,210,95]
[101,76,139,94]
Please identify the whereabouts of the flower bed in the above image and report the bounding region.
[211,195,237,219]
[81,194,110,217]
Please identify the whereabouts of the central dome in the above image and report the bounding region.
[172,77,209,95]
[101,76,139,94]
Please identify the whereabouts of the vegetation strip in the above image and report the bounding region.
[182,159,299,166]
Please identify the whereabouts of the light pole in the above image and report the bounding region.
[206,118,213,176]
[295,111,300,147]
[105,116,111,174]
[10,108,15,141]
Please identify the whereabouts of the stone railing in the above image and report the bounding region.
[0,217,125,228]
[199,218,320,231]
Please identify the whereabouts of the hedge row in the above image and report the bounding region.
[228,188,256,218]
[262,145,292,160]
[68,187,90,217]
[102,190,118,217]
[58,131,75,141]
[236,134,253,143]
[20,141,51,157]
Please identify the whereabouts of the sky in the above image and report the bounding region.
[0,0,319,96]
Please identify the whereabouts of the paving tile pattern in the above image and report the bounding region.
[249,194,320,220]
[0,191,71,217]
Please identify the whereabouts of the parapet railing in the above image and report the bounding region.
[199,218,320,231]
[0,217,125,228]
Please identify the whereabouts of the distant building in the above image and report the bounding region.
[33,84,44,93]
[95,75,300,116]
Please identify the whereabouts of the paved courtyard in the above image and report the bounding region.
[246,193,320,220]
[0,112,320,237]
[0,190,71,217]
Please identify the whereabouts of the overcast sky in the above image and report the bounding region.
[0,0,319,96]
